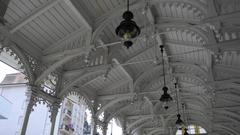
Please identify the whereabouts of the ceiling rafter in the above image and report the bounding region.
[92,0,207,41]
[62,0,92,30]
[213,124,239,135]
[3,1,240,134]
[9,0,62,34]
[35,45,93,85]
[63,64,109,78]
[58,69,105,97]
[43,27,88,55]
[204,11,240,23]
[127,117,153,132]
[112,58,134,92]
[134,62,209,90]
[98,79,211,102]
[96,94,133,117]
[214,64,240,74]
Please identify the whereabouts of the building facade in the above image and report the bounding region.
[58,95,87,135]
[0,73,87,135]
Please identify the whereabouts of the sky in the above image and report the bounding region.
[0,61,122,135]
[0,61,19,82]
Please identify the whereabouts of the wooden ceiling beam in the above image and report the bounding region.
[62,0,92,30]
[214,64,240,74]
[203,11,240,23]
[9,0,61,33]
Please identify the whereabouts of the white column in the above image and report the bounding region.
[20,86,38,135]
[122,117,127,135]
[50,101,60,135]
[102,122,108,135]
[92,101,99,135]
[91,115,98,135]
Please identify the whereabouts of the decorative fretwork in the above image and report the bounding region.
[214,0,240,15]
[40,72,59,96]
[61,89,94,114]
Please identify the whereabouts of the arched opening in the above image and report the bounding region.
[58,94,92,135]
[106,118,122,135]
[176,125,207,135]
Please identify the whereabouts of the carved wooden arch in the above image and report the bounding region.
[58,69,105,97]
[129,107,210,134]
[134,62,209,91]
[35,46,92,85]
[106,104,131,123]
[158,0,207,16]
[164,104,210,124]
[214,124,239,135]
[96,94,133,117]
[148,128,166,135]
[127,116,153,132]
[105,96,154,123]
[142,73,210,94]
[166,111,210,133]
[133,119,208,135]
[213,110,240,124]
[92,0,208,42]
[217,92,240,103]
[157,23,210,44]
[61,88,94,115]
[181,93,210,108]
[4,44,35,84]
[153,93,210,114]
[214,113,240,126]
[131,121,153,135]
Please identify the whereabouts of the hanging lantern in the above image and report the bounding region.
[115,0,141,48]
[175,82,184,129]
[159,86,173,102]
[159,45,173,103]
[184,128,189,135]
[176,114,184,129]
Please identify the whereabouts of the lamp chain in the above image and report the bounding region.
[175,83,180,114]
[160,46,166,86]
[127,0,129,11]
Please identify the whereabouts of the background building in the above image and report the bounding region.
[83,112,91,135]
[0,73,87,135]
[58,95,87,135]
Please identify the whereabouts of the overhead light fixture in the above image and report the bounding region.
[115,0,141,49]
[159,45,173,104]
[184,128,189,135]
[182,104,189,135]
[176,114,184,129]
[175,83,184,129]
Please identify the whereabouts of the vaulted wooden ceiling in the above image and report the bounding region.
[1,0,240,135]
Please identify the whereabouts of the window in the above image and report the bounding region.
[176,125,207,135]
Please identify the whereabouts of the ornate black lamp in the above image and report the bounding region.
[176,114,184,129]
[159,45,173,103]
[115,0,140,48]
[175,83,184,129]
[184,128,189,135]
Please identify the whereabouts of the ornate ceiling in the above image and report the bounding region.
[1,0,240,135]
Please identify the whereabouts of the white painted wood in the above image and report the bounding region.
[35,45,93,84]
[3,0,240,134]
[62,0,92,30]
[10,0,61,33]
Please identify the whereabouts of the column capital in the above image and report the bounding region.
[49,99,61,122]
[101,121,108,135]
